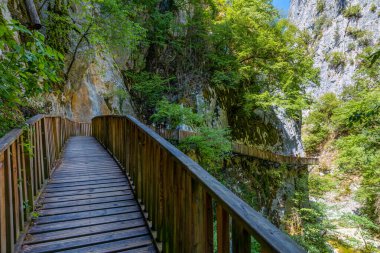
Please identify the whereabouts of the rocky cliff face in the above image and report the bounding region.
[49,49,135,122]
[1,0,135,122]
[289,0,379,97]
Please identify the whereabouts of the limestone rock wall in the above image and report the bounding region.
[289,0,380,97]
[49,50,135,122]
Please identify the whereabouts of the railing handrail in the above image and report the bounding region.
[0,115,91,153]
[92,115,305,253]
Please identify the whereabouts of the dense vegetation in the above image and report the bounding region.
[0,18,63,136]
[303,47,380,251]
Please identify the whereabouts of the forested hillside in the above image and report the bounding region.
[0,0,379,252]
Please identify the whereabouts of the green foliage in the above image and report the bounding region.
[304,47,380,226]
[31,211,39,220]
[150,100,203,129]
[358,36,372,48]
[326,52,346,69]
[125,71,173,120]
[314,15,332,38]
[179,127,231,172]
[346,27,367,39]
[343,5,362,19]
[316,0,326,13]
[370,4,377,13]
[208,0,319,117]
[289,203,334,253]
[348,43,356,52]
[308,174,337,198]
[93,0,146,50]
[340,214,379,251]
[45,0,75,53]
[303,93,340,153]
[0,19,63,137]
[150,100,231,172]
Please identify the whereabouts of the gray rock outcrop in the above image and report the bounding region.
[289,0,379,97]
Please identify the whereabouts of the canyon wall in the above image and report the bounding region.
[289,0,379,97]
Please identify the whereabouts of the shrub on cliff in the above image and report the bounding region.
[343,4,362,19]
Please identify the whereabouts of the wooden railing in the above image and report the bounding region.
[150,126,319,165]
[92,115,305,253]
[0,115,91,253]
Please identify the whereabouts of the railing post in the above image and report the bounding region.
[0,152,6,253]
[23,129,35,217]
[232,220,251,253]
[4,149,14,252]
[217,204,230,253]
[10,143,20,240]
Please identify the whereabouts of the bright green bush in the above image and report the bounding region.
[316,0,326,13]
[179,127,232,172]
[326,52,346,69]
[346,27,367,39]
[289,203,334,253]
[150,100,203,129]
[303,93,340,153]
[125,71,173,119]
[308,174,337,198]
[343,5,362,19]
[370,4,377,13]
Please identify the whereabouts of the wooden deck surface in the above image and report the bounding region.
[21,136,156,253]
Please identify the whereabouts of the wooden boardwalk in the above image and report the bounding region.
[21,136,156,253]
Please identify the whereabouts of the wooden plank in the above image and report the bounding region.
[11,142,20,239]
[43,185,129,197]
[28,212,143,234]
[41,189,133,203]
[4,149,14,252]
[42,195,134,209]
[43,181,127,193]
[22,228,150,253]
[46,178,128,188]
[39,200,137,216]
[25,219,147,244]
[232,220,251,253]
[24,129,35,215]
[205,193,213,253]
[217,204,230,253]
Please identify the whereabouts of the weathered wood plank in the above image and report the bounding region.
[217,204,230,253]
[41,195,134,209]
[22,228,150,253]
[25,219,147,244]
[28,212,143,234]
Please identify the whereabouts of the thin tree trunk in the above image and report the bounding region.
[65,23,93,77]
[24,0,42,29]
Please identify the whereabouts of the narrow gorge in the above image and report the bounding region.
[0,0,379,252]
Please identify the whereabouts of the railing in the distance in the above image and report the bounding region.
[150,126,319,165]
[0,115,91,253]
[92,115,305,253]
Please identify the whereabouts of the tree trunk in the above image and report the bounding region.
[24,0,42,30]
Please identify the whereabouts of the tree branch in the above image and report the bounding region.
[65,22,93,78]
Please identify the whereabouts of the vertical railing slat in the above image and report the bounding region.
[0,153,7,253]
